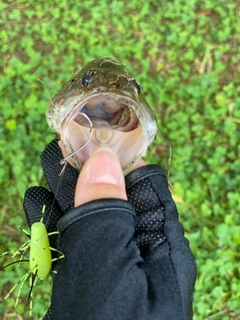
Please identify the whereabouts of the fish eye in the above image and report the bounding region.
[130,79,141,96]
[135,82,141,95]
[82,74,93,87]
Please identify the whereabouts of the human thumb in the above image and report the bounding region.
[75,147,127,206]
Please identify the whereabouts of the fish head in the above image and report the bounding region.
[46,58,157,175]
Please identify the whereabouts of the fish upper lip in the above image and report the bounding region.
[60,91,141,122]
[53,85,140,106]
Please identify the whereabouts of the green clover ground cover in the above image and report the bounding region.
[0,1,239,319]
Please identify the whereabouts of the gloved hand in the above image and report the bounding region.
[23,139,79,232]
[23,140,79,320]
[23,139,197,320]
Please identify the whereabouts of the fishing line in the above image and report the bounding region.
[37,78,55,107]
[0,260,29,270]
[156,131,175,193]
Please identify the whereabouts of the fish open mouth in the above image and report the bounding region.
[61,92,148,174]
[75,96,139,132]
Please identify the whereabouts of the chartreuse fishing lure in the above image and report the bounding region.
[0,205,64,317]
[1,109,94,318]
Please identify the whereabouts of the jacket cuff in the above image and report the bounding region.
[57,198,136,234]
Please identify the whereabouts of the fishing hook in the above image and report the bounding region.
[59,112,93,165]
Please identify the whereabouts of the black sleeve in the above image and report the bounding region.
[49,165,197,320]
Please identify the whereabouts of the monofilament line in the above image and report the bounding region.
[59,112,93,165]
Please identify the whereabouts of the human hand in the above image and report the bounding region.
[23,139,145,228]
[73,147,147,206]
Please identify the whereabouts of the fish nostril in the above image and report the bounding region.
[134,83,141,95]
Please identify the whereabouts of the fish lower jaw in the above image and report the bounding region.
[62,123,147,175]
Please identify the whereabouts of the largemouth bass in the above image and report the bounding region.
[46,58,157,174]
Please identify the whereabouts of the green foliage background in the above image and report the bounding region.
[0,0,239,319]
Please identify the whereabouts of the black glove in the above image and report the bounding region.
[23,139,79,230]
[23,139,196,320]
[125,165,197,319]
